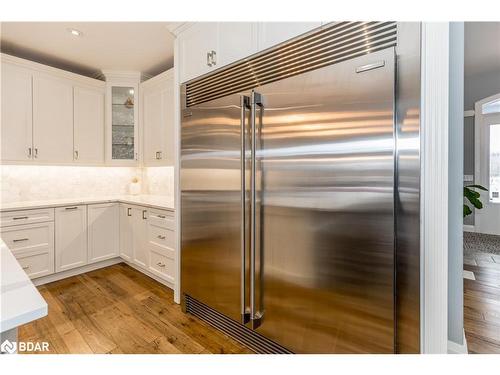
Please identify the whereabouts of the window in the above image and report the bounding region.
[490,124,500,202]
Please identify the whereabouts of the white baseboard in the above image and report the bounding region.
[463,225,475,232]
[33,257,175,296]
[448,330,468,354]
[33,257,123,286]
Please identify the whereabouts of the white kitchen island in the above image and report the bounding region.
[0,238,47,353]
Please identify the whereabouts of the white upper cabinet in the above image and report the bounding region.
[33,74,74,163]
[1,63,33,162]
[177,22,322,83]
[103,72,140,165]
[178,22,219,83]
[74,86,105,164]
[217,23,258,67]
[141,70,174,166]
[257,22,322,51]
[1,54,106,166]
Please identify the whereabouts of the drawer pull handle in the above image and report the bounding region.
[22,265,30,270]
[65,207,78,210]
[13,238,29,242]
[13,216,29,220]
[157,235,166,240]
[127,207,132,216]
[157,262,166,268]
[142,210,147,220]
[157,215,166,219]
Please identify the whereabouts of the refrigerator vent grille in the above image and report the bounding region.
[185,21,397,106]
[184,295,292,354]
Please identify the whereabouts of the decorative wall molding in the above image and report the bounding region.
[421,22,450,354]
[1,53,104,87]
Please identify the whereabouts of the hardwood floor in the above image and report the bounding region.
[21,257,500,354]
[18,263,253,354]
[463,256,500,354]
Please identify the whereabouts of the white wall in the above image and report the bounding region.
[448,21,465,348]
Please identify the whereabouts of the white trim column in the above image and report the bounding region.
[420,22,450,353]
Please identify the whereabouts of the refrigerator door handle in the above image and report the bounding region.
[250,91,264,329]
[241,95,251,324]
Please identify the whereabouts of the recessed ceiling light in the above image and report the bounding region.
[67,28,83,37]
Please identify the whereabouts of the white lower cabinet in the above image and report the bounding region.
[119,204,134,261]
[119,204,148,268]
[88,203,119,263]
[55,205,88,272]
[119,204,175,284]
[147,209,175,284]
[0,221,55,279]
[132,206,148,269]
[3,202,175,287]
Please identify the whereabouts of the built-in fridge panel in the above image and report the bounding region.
[249,48,396,353]
[181,22,421,354]
[180,92,251,323]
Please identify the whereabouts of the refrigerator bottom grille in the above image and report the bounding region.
[184,295,292,354]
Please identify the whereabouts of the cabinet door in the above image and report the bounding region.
[88,203,119,263]
[1,63,33,161]
[74,86,105,164]
[258,22,322,51]
[142,76,174,166]
[132,207,148,269]
[179,22,218,83]
[119,204,133,261]
[55,205,87,272]
[218,22,258,67]
[33,74,74,163]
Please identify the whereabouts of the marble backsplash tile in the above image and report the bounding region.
[0,165,174,204]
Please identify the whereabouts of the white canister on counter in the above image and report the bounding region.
[129,177,141,195]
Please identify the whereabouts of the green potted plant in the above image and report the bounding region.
[463,184,488,218]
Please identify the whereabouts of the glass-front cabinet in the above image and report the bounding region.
[104,72,140,164]
[112,86,135,160]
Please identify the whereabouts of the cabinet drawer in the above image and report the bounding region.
[148,209,174,230]
[147,224,175,257]
[149,249,175,283]
[0,208,54,227]
[16,251,54,279]
[1,222,54,256]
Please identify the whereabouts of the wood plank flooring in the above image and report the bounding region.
[20,257,500,354]
[464,257,500,354]
[18,263,253,354]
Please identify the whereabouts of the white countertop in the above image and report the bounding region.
[0,195,175,212]
[0,239,48,333]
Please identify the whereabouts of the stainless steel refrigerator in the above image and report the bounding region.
[181,22,421,354]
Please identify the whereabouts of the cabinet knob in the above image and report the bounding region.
[207,51,212,67]
[34,148,38,158]
[157,235,166,240]
[28,147,32,159]
[74,150,79,160]
[157,262,165,268]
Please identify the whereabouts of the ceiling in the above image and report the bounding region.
[465,22,500,78]
[0,22,176,79]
